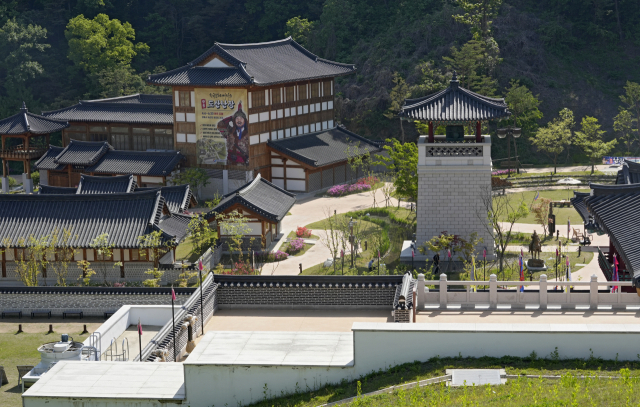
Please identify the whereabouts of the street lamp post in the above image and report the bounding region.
[349,217,356,269]
[497,124,522,177]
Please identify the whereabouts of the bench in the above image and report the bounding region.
[1,310,22,319]
[31,309,51,319]
[63,310,83,319]
[572,228,593,246]
[104,311,117,320]
[0,365,8,386]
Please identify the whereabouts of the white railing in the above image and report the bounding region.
[416,273,640,310]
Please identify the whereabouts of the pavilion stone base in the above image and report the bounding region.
[22,174,33,193]
[1,177,8,192]
[416,135,495,260]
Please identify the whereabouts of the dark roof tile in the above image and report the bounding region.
[0,190,173,248]
[42,97,173,125]
[158,213,193,243]
[0,103,69,135]
[86,150,185,176]
[207,175,295,222]
[267,125,380,167]
[136,185,196,213]
[77,174,137,194]
[38,185,77,194]
[53,140,112,166]
[400,77,510,122]
[148,37,355,87]
[35,146,65,171]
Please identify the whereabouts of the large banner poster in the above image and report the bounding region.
[195,88,248,166]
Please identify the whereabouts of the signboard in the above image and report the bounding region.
[195,88,248,166]
[602,156,640,165]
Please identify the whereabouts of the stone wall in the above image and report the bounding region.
[417,169,493,255]
[0,287,192,317]
[214,275,402,309]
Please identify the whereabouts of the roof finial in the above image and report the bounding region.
[20,101,27,111]
[450,71,459,88]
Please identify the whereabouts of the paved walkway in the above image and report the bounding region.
[261,186,411,275]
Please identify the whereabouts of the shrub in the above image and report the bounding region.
[287,238,305,254]
[492,177,513,188]
[256,250,289,262]
[296,226,313,238]
[229,261,253,275]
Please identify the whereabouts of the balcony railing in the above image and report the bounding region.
[0,144,47,159]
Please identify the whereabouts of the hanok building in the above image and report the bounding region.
[0,103,69,193]
[400,74,510,260]
[35,140,185,188]
[206,174,296,250]
[571,183,640,293]
[0,189,189,285]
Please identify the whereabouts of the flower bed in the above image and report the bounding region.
[327,176,379,197]
[286,238,305,254]
[296,226,313,238]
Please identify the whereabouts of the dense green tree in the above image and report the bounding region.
[443,40,498,96]
[531,108,574,173]
[453,0,503,39]
[614,109,634,154]
[574,116,617,174]
[408,61,449,98]
[374,139,418,202]
[384,73,410,142]
[285,17,315,46]
[65,14,149,75]
[618,81,640,148]
[502,80,543,137]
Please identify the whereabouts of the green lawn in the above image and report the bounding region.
[1,325,96,407]
[247,356,640,407]
[175,237,199,263]
[497,189,590,225]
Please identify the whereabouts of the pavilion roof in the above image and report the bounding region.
[206,175,295,222]
[77,174,137,194]
[0,102,69,135]
[400,74,510,123]
[136,185,197,214]
[148,37,356,87]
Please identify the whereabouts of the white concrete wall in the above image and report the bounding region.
[184,364,354,407]
[83,305,173,357]
[351,323,640,376]
[24,398,182,407]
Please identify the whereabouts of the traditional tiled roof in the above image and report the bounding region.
[570,192,592,225]
[53,140,112,166]
[400,74,510,122]
[42,95,173,125]
[85,150,185,176]
[207,175,295,222]
[35,145,185,177]
[136,185,196,213]
[148,37,356,87]
[38,185,77,195]
[0,102,69,135]
[589,183,640,196]
[0,190,174,249]
[158,213,193,243]
[267,125,380,167]
[616,160,640,185]
[585,191,640,279]
[34,146,65,171]
[77,174,137,194]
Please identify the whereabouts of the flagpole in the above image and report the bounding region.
[171,286,176,362]
[198,260,204,336]
[377,250,380,275]
[138,318,142,362]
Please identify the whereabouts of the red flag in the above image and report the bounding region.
[137,318,142,335]
[340,250,344,258]
[378,250,380,258]
[447,249,451,259]
[198,259,203,271]
[171,287,176,301]
[483,248,486,259]
[411,249,414,258]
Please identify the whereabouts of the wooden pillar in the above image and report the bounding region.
[476,121,482,142]
[428,121,434,143]
[1,247,6,278]
[45,133,50,146]
[67,165,72,187]
[120,249,125,278]
[2,158,5,178]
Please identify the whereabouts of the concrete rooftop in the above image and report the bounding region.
[186,331,354,367]
[22,361,185,400]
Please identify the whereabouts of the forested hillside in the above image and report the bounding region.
[1,0,640,164]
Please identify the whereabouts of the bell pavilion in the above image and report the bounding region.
[400,73,510,261]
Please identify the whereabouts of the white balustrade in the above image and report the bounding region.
[416,273,640,310]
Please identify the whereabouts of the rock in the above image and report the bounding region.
[528,259,545,268]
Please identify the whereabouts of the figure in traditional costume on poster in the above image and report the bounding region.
[217,102,249,165]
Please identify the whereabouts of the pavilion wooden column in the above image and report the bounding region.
[475,121,482,142]
[428,121,434,143]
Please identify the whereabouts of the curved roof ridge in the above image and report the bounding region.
[83,94,141,103]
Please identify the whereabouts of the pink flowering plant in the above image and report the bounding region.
[327,176,378,196]
[286,238,305,254]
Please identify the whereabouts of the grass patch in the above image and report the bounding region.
[286,231,320,240]
[247,355,640,407]
[1,325,96,407]
[507,231,573,246]
[286,212,292,216]
[174,237,199,263]
[496,189,590,225]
